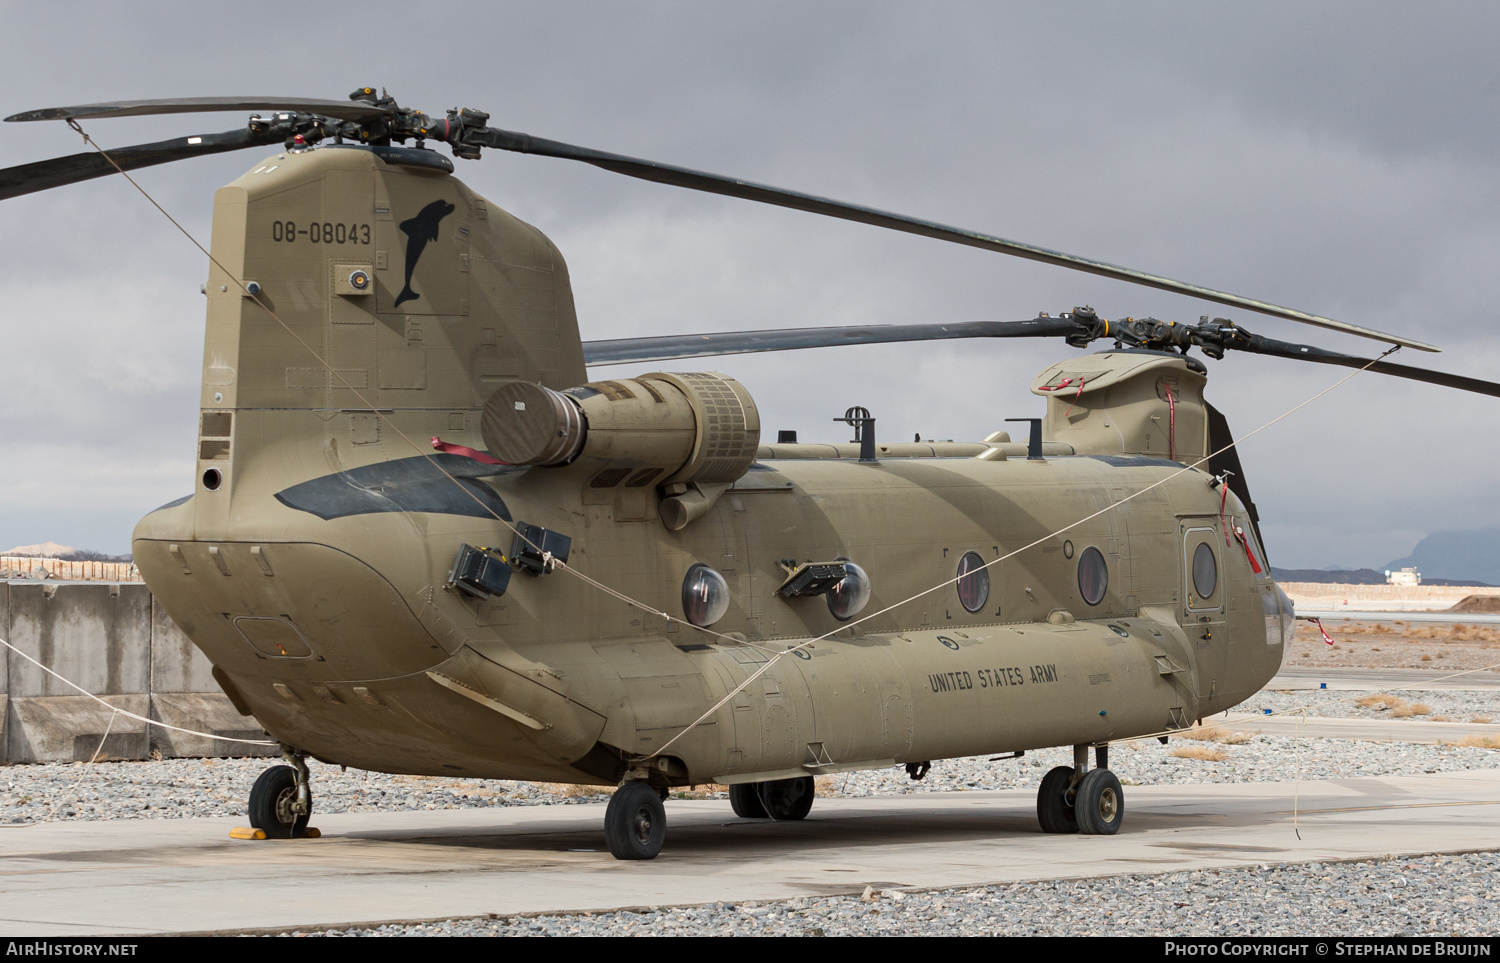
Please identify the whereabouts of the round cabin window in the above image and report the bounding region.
[827,561,872,621]
[956,551,990,613]
[681,564,730,627]
[1078,547,1108,606]
[1192,542,1219,601]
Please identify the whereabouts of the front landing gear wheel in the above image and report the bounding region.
[248,765,310,839]
[1036,766,1078,834]
[1075,768,1124,835]
[605,782,667,860]
[729,783,769,818]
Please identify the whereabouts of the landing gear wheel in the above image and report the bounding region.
[248,764,310,839]
[605,782,667,860]
[729,783,770,818]
[1036,765,1078,834]
[759,776,815,821]
[1074,768,1124,835]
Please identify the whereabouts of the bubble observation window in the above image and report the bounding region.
[827,560,872,621]
[682,563,730,627]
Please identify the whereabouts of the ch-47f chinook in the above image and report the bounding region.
[4,89,1498,860]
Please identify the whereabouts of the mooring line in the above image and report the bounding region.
[0,634,274,747]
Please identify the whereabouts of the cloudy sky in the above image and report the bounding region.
[1,1,1497,568]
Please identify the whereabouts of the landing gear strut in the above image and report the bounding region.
[728,776,815,821]
[1036,744,1124,836]
[248,747,313,839]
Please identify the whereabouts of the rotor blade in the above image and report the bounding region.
[6,97,388,124]
[1240,334,1500,398]
[582,317,1082,366]
[470,126,1438,354]
[0,128,277,201]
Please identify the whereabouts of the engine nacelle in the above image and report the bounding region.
[481,372,761,492]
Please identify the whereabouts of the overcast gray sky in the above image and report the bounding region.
[1,1,1497,568]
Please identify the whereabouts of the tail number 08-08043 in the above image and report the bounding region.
[271,221,371,244]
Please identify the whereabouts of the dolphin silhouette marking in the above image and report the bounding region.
[393,199,456,307]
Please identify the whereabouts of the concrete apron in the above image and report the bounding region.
[0,769,1497,936]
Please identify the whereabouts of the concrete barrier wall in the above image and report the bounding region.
[0,583,8,758]
[1281,582,1500,613]
[0,580,272,764]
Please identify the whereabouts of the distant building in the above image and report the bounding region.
[1385,567,1421,586]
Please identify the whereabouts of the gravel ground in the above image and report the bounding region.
[829,735,1500,797]
[1244,688,1499,722]
[3,724,1498,824]
[0,757,615,824]
[302,852,1500,937]
[1289,620,1500,671]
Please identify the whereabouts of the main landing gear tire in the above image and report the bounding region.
[729,783,770,818]
[248,764,311,839]
[1074,768,1125,835]
[760,776,815,821]
[1036,765,1078,834]
[730,777,815,820]
[605,782,667,860]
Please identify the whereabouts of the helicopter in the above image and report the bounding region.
[3,88,1498,860]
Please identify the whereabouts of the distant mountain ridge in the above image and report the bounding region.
[2,542,132,563]
[3,541,75,558]
[1384,527,1500,586]
[1269,567,1494,587]
[1270,567,1387,585]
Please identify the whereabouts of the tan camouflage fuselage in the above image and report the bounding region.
[133,146,1293,787]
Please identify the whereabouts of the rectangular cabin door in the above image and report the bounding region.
[1180,517,1228,709]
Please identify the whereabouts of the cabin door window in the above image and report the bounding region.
[1181,524,1223,614]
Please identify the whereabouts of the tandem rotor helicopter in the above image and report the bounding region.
[3,87,1497,859]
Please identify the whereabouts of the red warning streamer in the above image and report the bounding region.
[1038,376,1088,417]
[1163,382,1177,461]
[431,436,508,465]
[1232,524,1263,574]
